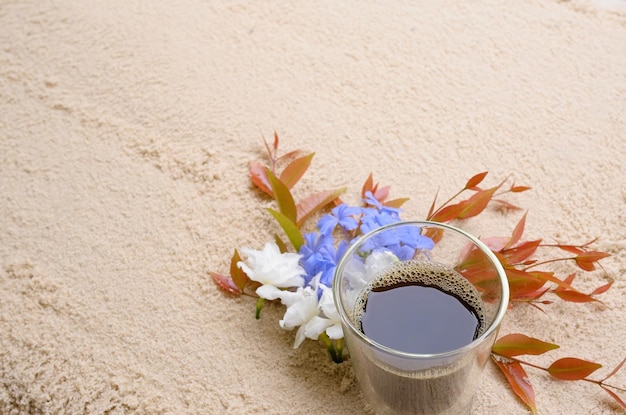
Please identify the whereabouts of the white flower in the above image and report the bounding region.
[278,277,344,348]
[279,286,321,348]
[319,285,343,339]
[237,242,305,299]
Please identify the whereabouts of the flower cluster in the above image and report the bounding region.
[235,191,432,353]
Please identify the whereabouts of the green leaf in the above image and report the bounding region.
[491,355,537,414]
[267,168,297,223]
[493,334,559,357]
[296,187,347,227]
[548,358,602,381]
[280,153,314,190]
[267,208,304,251]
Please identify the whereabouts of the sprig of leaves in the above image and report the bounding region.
[210,134,623,412]
[492,334,626,412]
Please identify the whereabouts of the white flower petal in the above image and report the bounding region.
[293,325,307,348]
[304,316,333,341]
[238,242,306,286]
[326,323,344,340]
[255,284,282,300]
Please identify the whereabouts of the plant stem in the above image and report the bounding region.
[255,297,264,319]
[320,333,343,363]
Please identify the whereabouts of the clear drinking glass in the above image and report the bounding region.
[333,221,509,415]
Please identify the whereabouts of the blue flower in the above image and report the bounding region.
[317,204,361,235]
[363,191,402,217]
[299,232,349,291]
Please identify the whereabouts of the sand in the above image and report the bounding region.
[1,1,625,414]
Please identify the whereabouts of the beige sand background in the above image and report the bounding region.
[1,1,626,414]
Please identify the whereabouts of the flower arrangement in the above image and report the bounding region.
[211,133,625,413]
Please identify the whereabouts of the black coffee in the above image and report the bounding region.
[352,260,487,414]
[355,260,485,353]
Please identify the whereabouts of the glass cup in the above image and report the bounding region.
[333,221,509,415]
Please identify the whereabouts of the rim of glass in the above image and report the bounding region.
[332,220,510,359]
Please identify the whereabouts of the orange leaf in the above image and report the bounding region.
[426,188,440,220]
[591,279,614,296]
[249,161,273,196]
[457,186,500,219]
[361,173,374,199]
[548,358,602,381]
[510,185,531,193]
[505,212,528,250]
[384,197,410,209]
[267,168,297,223]
[465,171,488,190]
[505,268,549,301]
[210,271,242,295]
[493,334,559,357]
[296,187,347,227]
[230,249,249,292]
[491,355,537,414]
[492,198,523,211]
[574,251,611,271]
[553,289,598,303]
[279,152,314,190]
[430,202,467,223]
[501,240,542,265]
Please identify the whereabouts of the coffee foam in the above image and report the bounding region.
[354,259,486,336]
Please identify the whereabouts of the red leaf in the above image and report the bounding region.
[465,171,488,190]
[493,334,559,357]
[272,131,279,152]
[505,212,528,250]
[548,358,602,381]
[296,187,347,227]
[279,152,314,190]
[210,271,242,295]
[249,161,273,196]
[230,249,249,292]
[372,185,391,203]
[491,355,537,414]
[601,385,626,409]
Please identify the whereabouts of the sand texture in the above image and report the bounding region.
[1,1,626,414]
